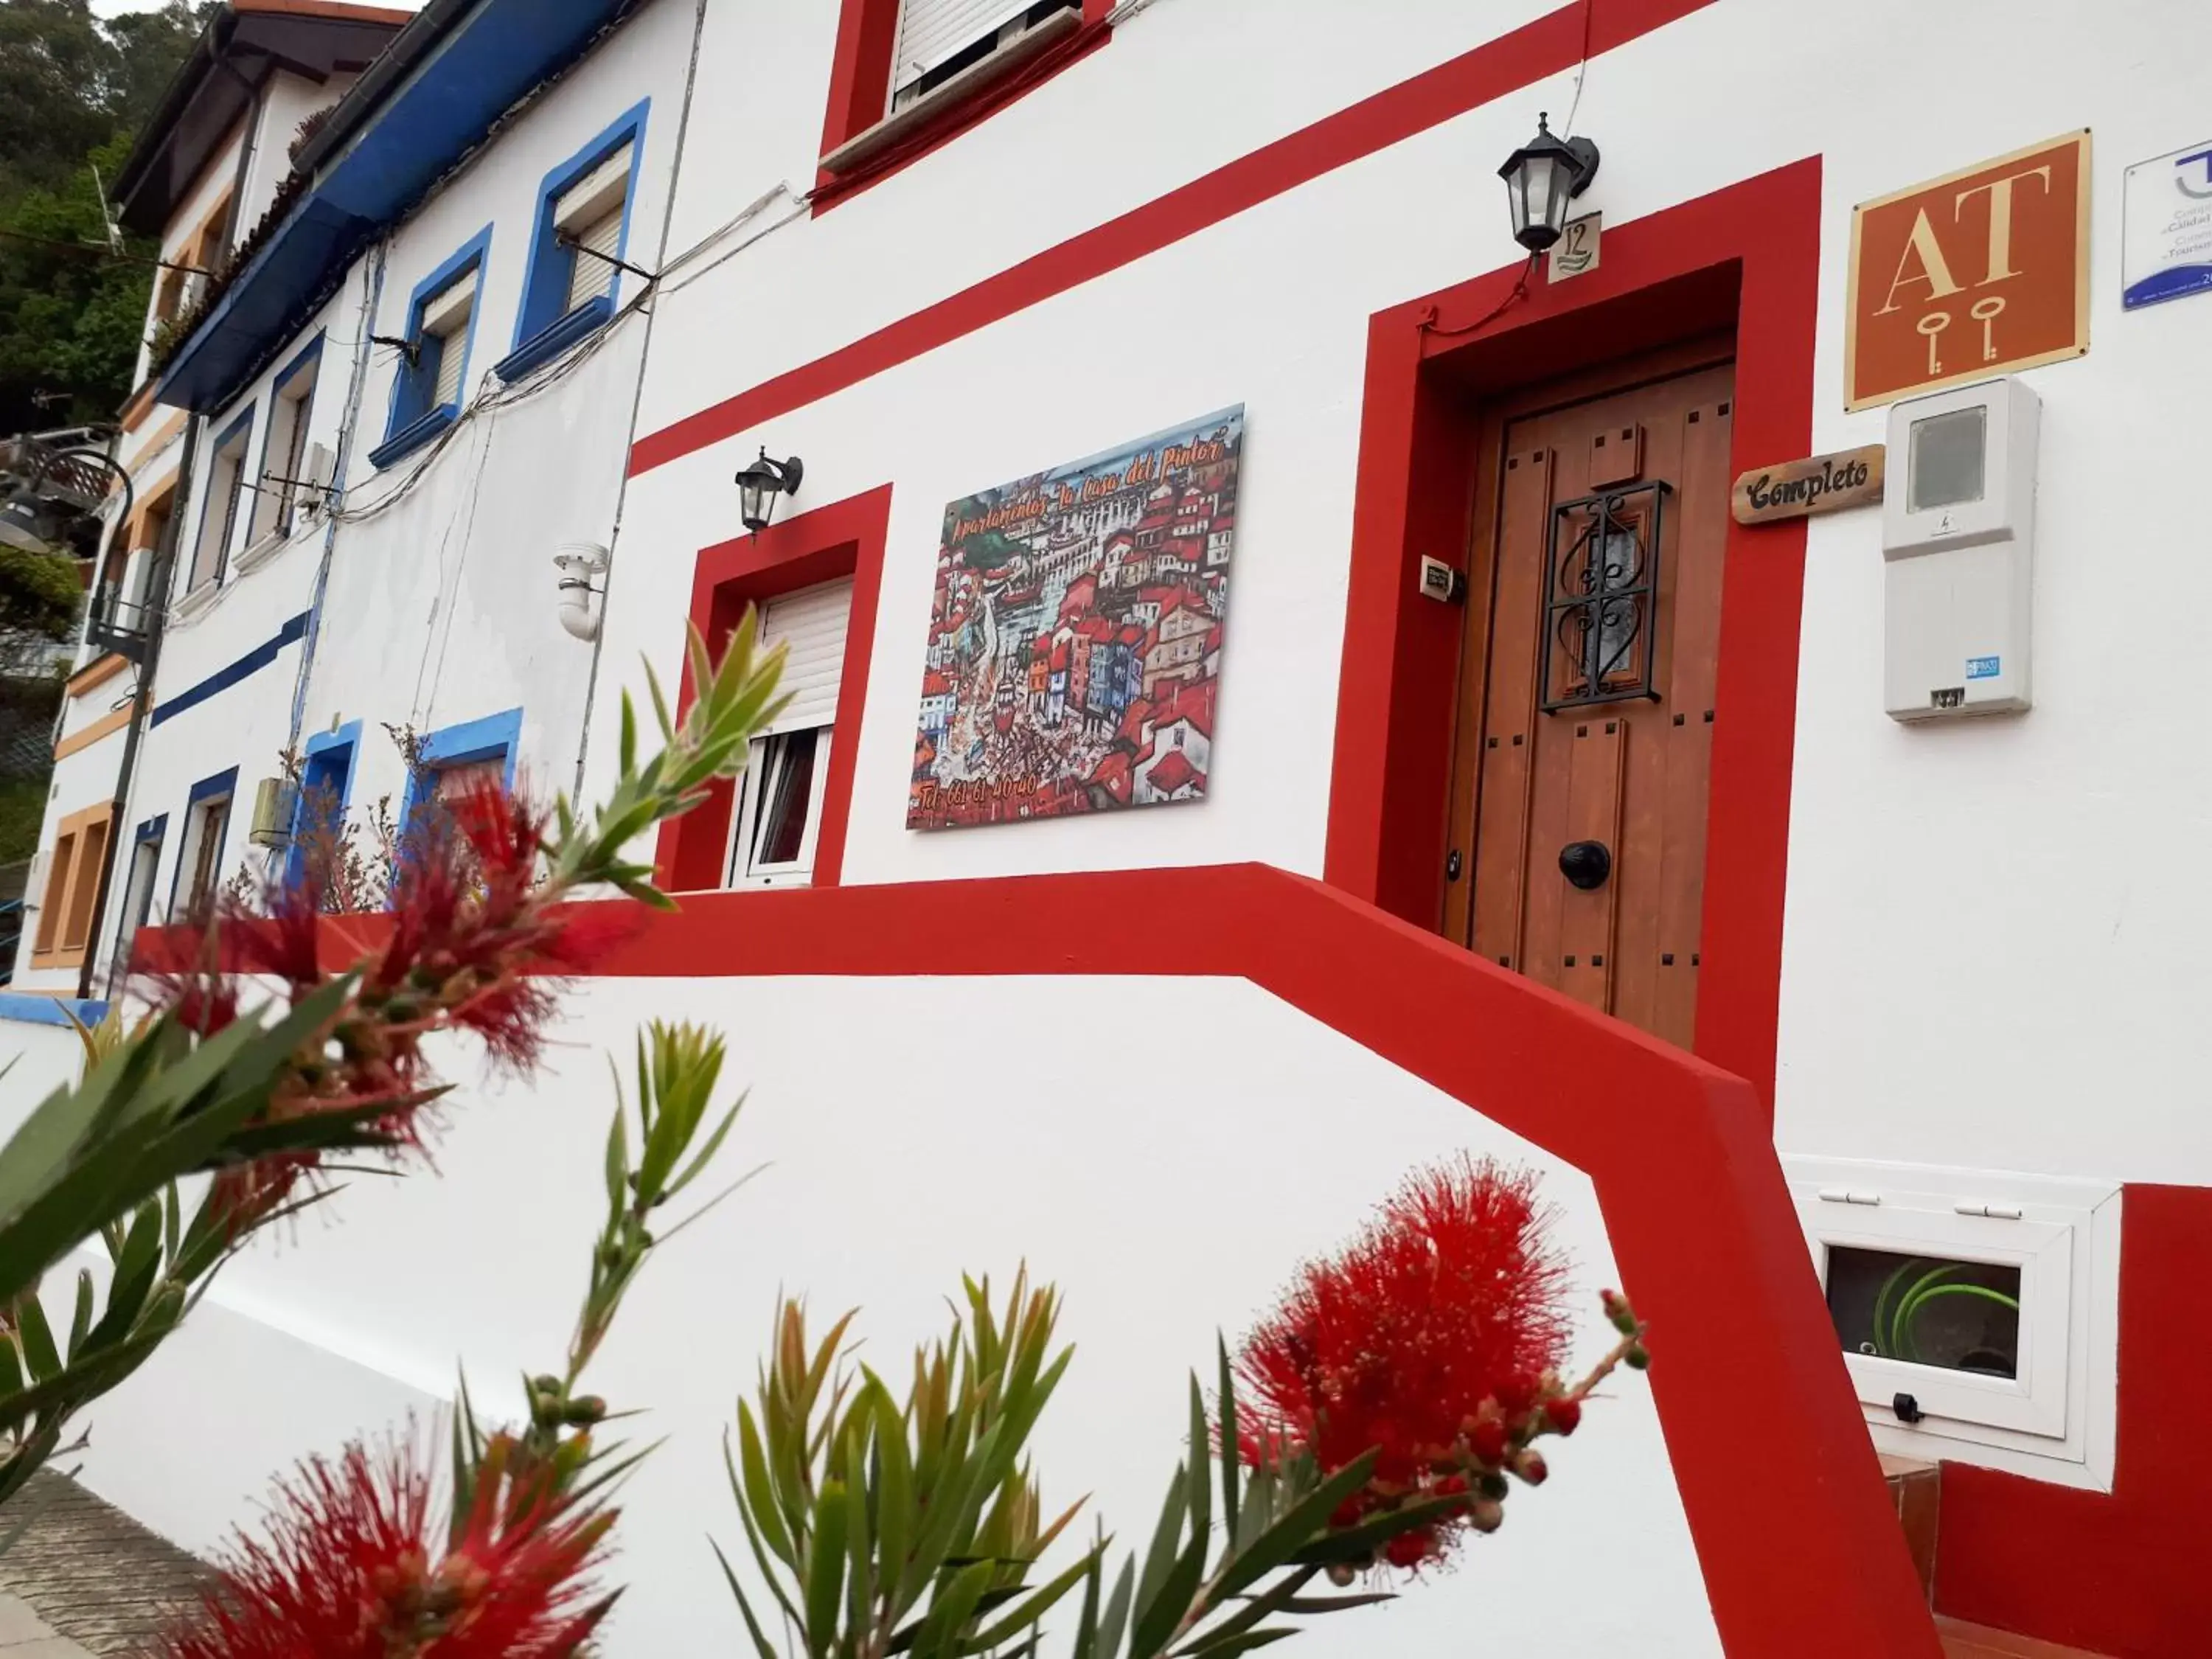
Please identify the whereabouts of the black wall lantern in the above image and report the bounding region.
[1498,112,1600,253]
[734,448,804,533]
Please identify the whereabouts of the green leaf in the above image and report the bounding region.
[1133,1466,1188,1627]
[1175,1629,1297,1658]
[1096,1555,1135,1659]
[65,1270,91,1362]
[1186,1377,1211,1544]
[734,1407,796,1570]
[1217,1340,1239,1548]
[961,1545,1104,1655]
[1071,1549,1103,1659]
[15,1294,60,1380]
[804,1480,851,1656]
[712,1537,781,1659]
[1286,1493,1472,1566]
[1214,1454,1378,1601]
[1127,1534,1207,1659]
[912,1557,995,1659]
[874,1379,916,1620]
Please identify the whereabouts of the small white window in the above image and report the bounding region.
[189,425,250,593]
[421,274,477,408]
[251,361,317,544]
[555,142,631,313]
[116,832,163,944]
[1787,1157,2120,1488]
[726,578,852,888]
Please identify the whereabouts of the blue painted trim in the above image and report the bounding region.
[150,611,310,728]
[194,402,259,591]
[399,706,522,836]
[367,405,458,470]
[135,812,168,846]
[0,992,109,1029]
[167,766,240,918]
[152,0,637,412]
[512,99,650,349]
[288,720,363,889]
[272,332,324,397]
[380,223,493,456]
[494,295,614,383]
[122,814,168,939]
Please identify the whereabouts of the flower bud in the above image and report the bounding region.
[1543,1396,1582,1435]
[1624,1343,1650,1371]
[563,1394,607,1425]
[1511,1449,1548,1486]
[1467,1419,1509,1467]
[1477,1471,1510,1502]
[1326,1563,1360,1587]
[1467,1499,1504,1534]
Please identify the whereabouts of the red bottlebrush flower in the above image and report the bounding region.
[1235,1156,1572,1565]
[155,1436,611,1659]
[1544,1395,1582,1435]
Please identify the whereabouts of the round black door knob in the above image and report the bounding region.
[1559,840,1612,890]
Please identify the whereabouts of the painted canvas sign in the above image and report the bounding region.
[907,406,1243,830]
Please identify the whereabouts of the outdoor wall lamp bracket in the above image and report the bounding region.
[1498,112,1600,253]
[734,448,804,534]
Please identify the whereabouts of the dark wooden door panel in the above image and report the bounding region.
[1453,352,1736,1049]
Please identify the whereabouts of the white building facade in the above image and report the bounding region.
[5,1,2209,1655]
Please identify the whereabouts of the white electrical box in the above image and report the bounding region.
[1882,377,2039,721]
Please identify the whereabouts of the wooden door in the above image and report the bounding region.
[1444,348,1735,1049]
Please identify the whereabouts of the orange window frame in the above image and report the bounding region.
[32,801,116,970]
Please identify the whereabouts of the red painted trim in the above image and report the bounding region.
[1326,161,1819,1106]
[653,486,891,892]
[632,0,1717,478]
[813,1,1114,214]
[1935,1183,2212,1658]
[141,864,1938,1656]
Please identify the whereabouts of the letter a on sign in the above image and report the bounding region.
[1846,131,2090,410]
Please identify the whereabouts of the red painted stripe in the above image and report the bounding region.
[629,0,1717,476]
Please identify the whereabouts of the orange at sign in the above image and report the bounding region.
[1846,131,2090,410]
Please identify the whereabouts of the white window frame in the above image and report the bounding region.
[249,361,317,549]
[188,423,251,594]
[177,792,232,916]
[726,728,832,888]
[422,274,477,409]
[1786,1156,2120,1489]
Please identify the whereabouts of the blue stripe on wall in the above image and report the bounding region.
[0,992,108,1029]
[151,611,310,728]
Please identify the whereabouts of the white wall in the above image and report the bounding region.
[299,0,695,810]
[606,0,2212,1201]
[69,973,1713,1658]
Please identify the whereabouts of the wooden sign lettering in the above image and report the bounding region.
[1846,131,2091,410]
[1731,445,1885,525]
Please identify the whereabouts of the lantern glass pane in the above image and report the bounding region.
[1523,155,1558,234]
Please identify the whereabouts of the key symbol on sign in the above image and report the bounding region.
[1917,310,1952,375]
[1970,295,2006,361]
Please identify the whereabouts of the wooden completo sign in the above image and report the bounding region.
[1731,445,1885,525]
[1846,131,2091,411]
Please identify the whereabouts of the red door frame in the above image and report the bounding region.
[654,485,892,894]
[1326,160,1821,1107]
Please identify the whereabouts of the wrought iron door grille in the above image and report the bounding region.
[1540,480,1670,712]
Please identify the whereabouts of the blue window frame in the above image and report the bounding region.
[495,101,650,383]
[288,720,362,895]
[370,226,493,470]
[170,767,239,918]
[109,813,167,958]
[399,707,523,838]
[186,404,257,593]
[251,334,324,545]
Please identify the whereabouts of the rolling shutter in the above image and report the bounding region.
[431,322,469,407]
[564,206,623,310]
[422,274,476,408]
[757,577,853,734]
[889,0,1034,97]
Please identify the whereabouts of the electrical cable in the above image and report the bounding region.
[1560,0,1596,137]
[1416,252,1540,340]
